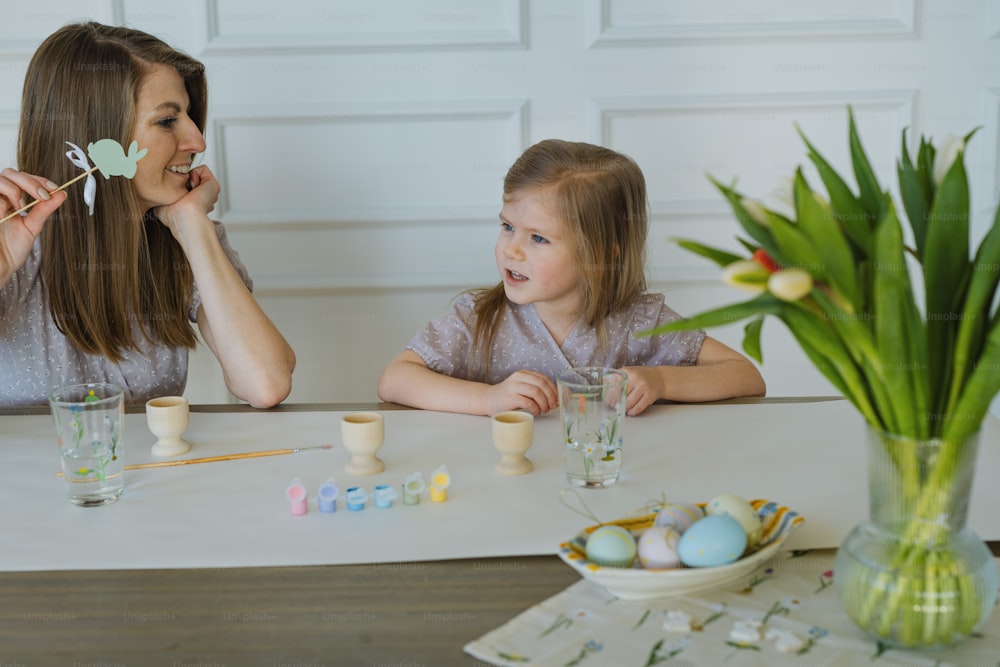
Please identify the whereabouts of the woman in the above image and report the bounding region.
[0,22,295,407]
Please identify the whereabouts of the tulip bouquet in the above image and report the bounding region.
[647,109,1000,648]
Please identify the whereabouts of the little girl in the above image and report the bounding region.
[377,139,765,416]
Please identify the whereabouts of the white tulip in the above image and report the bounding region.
[768,177,796,219]
[741,198,769,226]
[932,134,964,186]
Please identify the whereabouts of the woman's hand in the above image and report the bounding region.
[484,370,558,416]
[153,165,220,241]
[0,168,66,284]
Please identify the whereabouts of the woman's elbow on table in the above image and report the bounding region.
[232,357,296,409]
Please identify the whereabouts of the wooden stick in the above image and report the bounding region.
[56,444,332,476]
[0,167,98,225]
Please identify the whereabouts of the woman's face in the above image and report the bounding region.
[130,64,206,211]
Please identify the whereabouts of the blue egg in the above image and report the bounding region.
[677,515,748,567]
[585,525,637,568]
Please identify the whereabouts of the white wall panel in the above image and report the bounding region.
[983,89,1000,211]
[593,93,913,215]
[0,1,119,53]
[212,101,526,225]
[225,222,497,292]
[590,0,915,45]
[0,119,17,169]
[987,2,1000,40]
[0,2,120,107]
[204,0,526,52]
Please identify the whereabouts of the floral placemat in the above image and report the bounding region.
[465,550,1000,666]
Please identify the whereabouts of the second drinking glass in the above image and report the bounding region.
[557,367,627,488]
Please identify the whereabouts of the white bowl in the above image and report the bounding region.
[557,499,804,600]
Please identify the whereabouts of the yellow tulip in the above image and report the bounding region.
[722,260,769,294]
[768,269,813,301]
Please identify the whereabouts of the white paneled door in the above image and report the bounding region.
[3,1,999,409]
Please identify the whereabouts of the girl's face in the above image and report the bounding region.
[495,186,583,322]
[131,64,206,211]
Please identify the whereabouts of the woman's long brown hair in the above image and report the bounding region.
[18,22,206,361]
[469,139,649,377]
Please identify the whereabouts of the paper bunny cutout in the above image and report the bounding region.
[87,139,148,179]
[64,139,149,215]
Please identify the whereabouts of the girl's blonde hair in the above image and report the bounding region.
[19,22,206,361]
[470,139,649,376]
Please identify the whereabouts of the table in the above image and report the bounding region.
[1,401,581,665]
[1,398,998,665]
[3,552,998,667]
[0,554,579,665]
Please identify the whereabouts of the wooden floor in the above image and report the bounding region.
[0,555,579,666]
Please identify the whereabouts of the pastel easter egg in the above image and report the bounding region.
[637,526,682,569]
[706,494,762,548]
[653,502,705,534]
[677,514,747,567]
[585,525,637,568]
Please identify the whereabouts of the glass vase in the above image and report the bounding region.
[834,426,998,650]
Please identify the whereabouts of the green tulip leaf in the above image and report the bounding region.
[768,202,825,281]
[897,128,932,259]
[742,316,765,363]
[946,313,1000,440]
[708,177,783,263]
[945,208,1000,415]
[670,238,744,268]
[639,294,782,337]
[793,168,859,309]
[923,149,971,403]
[778,305,883,429]
[797,124,873,256]
[848,108,886,221]
[873,203,930,437]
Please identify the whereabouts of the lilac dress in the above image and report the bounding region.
[0,221,252,407]
[407,292,706,383]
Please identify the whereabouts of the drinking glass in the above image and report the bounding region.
[558,367,627,488]
[49,382,125,506]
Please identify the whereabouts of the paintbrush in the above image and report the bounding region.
[56,444,332,476]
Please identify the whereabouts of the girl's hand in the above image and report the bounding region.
[485,370,558,416]
[620,366,665,416]
[153,165,220,239]
[0,168,66,283]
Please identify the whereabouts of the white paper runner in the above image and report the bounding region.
[2,400,999,571]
